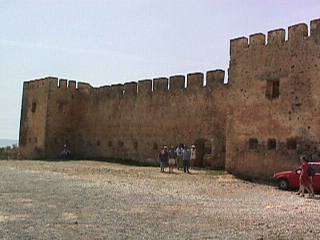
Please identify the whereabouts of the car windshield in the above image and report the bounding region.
[311,163,320,173]
[295,163,320,174]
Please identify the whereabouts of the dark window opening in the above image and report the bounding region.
[287,138,297,150]
[249,138,258,149]
[28,138,32,143]
[34,137,38,143]
[31,102,37,113]
[222,145,226,153]
[265,79,280,100]
[118,141,124,148]
[267,138,276,150]
[204,141,212,154]
[58,103,65,113]
[153,142,158,150]
[133,141,138,150]
[97,140,101,146]
[108,141,113,147]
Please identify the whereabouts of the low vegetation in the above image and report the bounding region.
[0,145,18,160]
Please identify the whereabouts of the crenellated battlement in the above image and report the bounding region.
[152,77,168,92]
[68,80,77,89]
[110,84,124,98]
[311,18,320,39]
[124,82,138,96]
[187,72,204,89]
[58,79,68,88]
[230,37,248,58]
[23,69,226,102]
[24,77,93,91]
[249,33,265,48]
[106,69,225,97]
[137,79,152,95]
[24,77,58,89]
[169,75,185,90]
[288,23,308,44]
[267,28,285,46]
[206,70,225,89]
[230,18,320,59]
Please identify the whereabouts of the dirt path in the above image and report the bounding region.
[0,160,319,239]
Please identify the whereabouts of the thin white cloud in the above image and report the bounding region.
[0,38,214,68]
[0,38,143,60]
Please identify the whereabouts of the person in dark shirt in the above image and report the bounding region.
[159,146,169,172]
[182,145,191,173]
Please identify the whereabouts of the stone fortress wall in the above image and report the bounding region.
[19,18,320,179]
[19,70,227,169]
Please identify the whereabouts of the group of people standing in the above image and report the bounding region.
[159,144,196,174]
[297,156,315,198]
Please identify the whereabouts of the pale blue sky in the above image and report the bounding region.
[1,0,320,139]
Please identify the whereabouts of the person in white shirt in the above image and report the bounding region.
[190,145,196,168]
[175,145,183,170]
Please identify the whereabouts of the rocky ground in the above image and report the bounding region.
[0,160,320,240]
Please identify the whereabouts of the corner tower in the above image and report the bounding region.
[18,77,57,159]
[226,19,320,179]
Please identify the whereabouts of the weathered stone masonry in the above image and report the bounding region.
[19,18,320,179]
[19,71,227,169]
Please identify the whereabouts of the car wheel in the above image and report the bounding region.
[278,179,289,190]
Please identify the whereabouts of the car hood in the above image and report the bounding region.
[273,171,295,178]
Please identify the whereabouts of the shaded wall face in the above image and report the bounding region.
[19,78,91,160]
[227,24,320,179]
[18,80,50,159]
[44,80,80,158]
[72,75,227,167]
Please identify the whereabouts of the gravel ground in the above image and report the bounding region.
[0,160,320,240]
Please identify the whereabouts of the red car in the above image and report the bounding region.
[273,162,320,191]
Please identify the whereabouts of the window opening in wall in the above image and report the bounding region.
[249,138,258,149]
[267,138,276,150]
[58,103,65,113]
[287,138,297,150]
[204,141,212,154]
[31,102,37,113]
[34,137,38,144]
[108,141,113,147]
[97,140,101,146]
[20,137,26,146]
[153,142,158,150]
[133,141,138,150]
[265,79,280,100]
[118,141,124,148]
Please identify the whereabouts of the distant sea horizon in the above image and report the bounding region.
[0,139,18,148]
